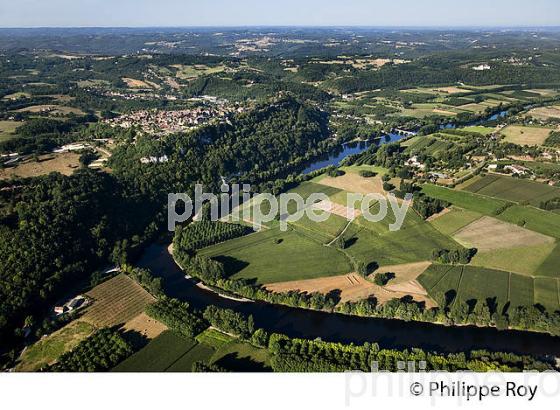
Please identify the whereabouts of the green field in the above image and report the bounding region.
[0,120,21,141]
[166,343,215,372]
[462,174,560,206]
[211,341,271,372]
[199,227,352,284]
[429,208,482,236]
[470,243,557,276]
[534,278,560,312]
[497,205,560,239]
[536,244,560,277]
[113,329,270,372]
[421,184,508,215]
[460,126,495,136]
[112,331,198,372]
[344,219,461,267]
[419,265,560,313]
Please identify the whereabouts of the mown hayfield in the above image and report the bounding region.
[536,243,560,278]
[83,274,156,327]
[470,243,557,276]
[533,278,560,312]
[462,174,560,205]
[16,321,95,371]
[112,331,197,372]
[497,205,560,239]
[429,208,482,236]
[199,227,352,284]
[421,184,508,215]
[500,125,554,146]
[452,216,555,252]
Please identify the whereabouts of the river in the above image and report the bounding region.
[138,243,560,357]
[301,132,404,174]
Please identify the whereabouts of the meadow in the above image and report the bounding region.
[15,321,95,371]
[500,125,554,146]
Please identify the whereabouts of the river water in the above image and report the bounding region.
[138,244,560,357]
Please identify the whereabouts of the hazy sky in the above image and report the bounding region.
[1,0,559,28]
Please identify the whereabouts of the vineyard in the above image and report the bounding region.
[174,220,253,253]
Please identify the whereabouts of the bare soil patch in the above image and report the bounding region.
[122,77,153,89]
[120,312,167,340]
[311,199,362,221]
[318,173,385,195]
[453,216,555,251]
[265,271,436,307]
[426,207,452,222]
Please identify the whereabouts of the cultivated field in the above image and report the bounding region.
[311,199,361,221]
[113,328,270,372]
[525,105,560,121]
[121,77,155,88]
[265,269,436,306]
[452,216,555,251]
[317,171,386,195]
[500,125,554,146]
[462,174,560,206]
[199,227,352,284]
[120,312,168,340]
[421,184,508,215]
[418,264,560,313]
[497,205,560,239]
[471,243,557,276]
[429,208,482,235]
[83,274,156,327]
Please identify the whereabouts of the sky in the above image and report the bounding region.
[1,0,559,28]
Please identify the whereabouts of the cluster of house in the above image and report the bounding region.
[52,143,92,153]
[53,295,88,316]
[97,89,178,101]
[488,163,531,176]
[105,105,241,136]
[140,154,169,164]
[472,64,491,71]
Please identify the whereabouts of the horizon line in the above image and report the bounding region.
[1,24,560,30]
